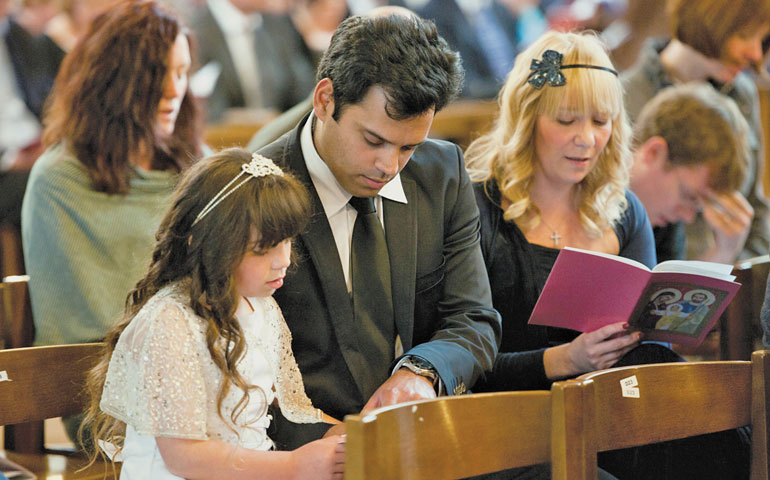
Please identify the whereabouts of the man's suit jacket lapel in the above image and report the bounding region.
[282,130,375,398]
[384,177,417,351]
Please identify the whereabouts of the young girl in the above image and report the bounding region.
[83,148,345,479]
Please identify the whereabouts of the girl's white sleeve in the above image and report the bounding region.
[100,298,209,440]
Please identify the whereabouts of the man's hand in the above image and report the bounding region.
[701,190,753,263]
[361,369,436,413]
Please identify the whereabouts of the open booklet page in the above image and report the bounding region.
[563,247,736,280]
[652,260,735,281]
[528,247,740,347]
[628,280,737,346]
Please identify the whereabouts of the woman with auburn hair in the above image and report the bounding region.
[623,0,770,264]
[21,0,203,355]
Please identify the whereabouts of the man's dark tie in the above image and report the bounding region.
[348,196,395,396]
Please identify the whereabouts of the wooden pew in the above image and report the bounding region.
[344,391,553,479]
[0,275,40,454]
[203,107,279,151]
[551,356,768,479]
[720,256,770,360]
[0,343,119,479]
[203,99,499,153]
[0,225,24,278]
[0,275,34,350]
[429,99,498,150]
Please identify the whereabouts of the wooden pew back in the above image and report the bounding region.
[344,391,552,480]
[551,358,767,479]
[0,343,118,479]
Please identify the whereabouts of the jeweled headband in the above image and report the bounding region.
[192,153,284,226]
[527,49,618,89]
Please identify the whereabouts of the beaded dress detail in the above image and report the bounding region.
[100,281,321,472]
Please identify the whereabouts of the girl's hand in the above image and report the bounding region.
[544,322,641,379]
[291,434,345,480]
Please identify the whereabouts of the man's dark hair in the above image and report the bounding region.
[317,14,464,121]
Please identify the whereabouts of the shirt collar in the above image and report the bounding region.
[207,0,262,35]
[300,113,407,217]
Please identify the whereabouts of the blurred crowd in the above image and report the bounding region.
[0,0,766,248]
[0,0,639,233]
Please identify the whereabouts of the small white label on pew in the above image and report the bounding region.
[620,375,638,388]
[620,375,639,398]
[0,370,10,382]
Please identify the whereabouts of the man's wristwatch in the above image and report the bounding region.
[398,356,439,386]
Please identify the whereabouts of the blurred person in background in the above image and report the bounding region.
[345,0,389,15]
[623,0,770,264]
[629,83,752,265]
[13,0,59,36]
[290,0,348,66]
[415,0,547,99]
[46,0,119,51]
[245,4,416,151]
[23,0,203,350]
[190,0,316,122]
[0,0,64,231]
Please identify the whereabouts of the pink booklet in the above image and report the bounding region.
[528,247,741,347]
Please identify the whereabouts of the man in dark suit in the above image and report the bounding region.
[190,0,316,122]
[259,13,501,449]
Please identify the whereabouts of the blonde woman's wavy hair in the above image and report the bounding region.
[465,30,632,237]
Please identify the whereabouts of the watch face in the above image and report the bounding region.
[400,357,439,389]
[406,357,437,379]
[413,356,437,370]
[410,357,430,369]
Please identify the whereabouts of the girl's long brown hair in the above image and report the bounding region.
[81,149,311,465]
[43,0,202,194]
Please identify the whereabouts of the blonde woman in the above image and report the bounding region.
[467,30,749,480]
[466,30,663,394]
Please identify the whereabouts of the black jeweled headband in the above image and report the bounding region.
[527,49,618,89]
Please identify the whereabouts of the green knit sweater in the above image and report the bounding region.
[21,143,180,345]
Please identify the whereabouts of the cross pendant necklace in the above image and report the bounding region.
[549,231,562,247]
[540,216,562,247]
